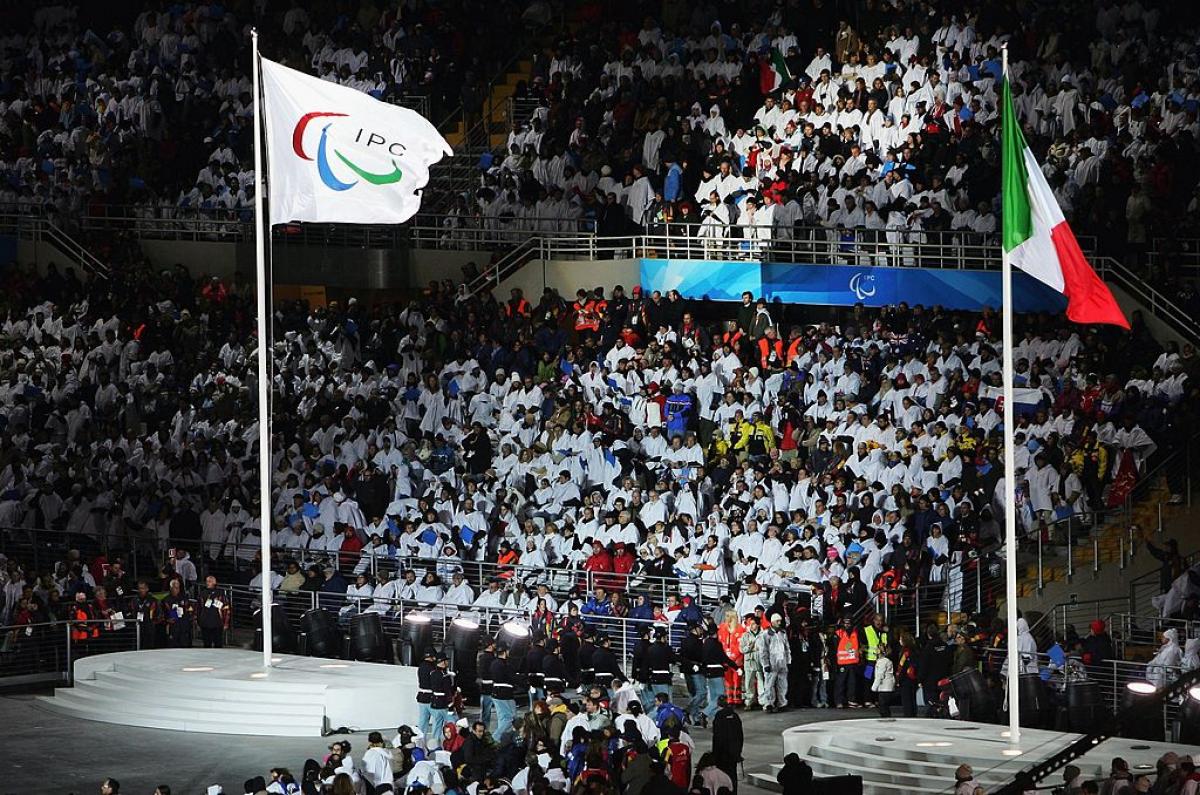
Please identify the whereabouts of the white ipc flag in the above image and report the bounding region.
[260,57,452,225]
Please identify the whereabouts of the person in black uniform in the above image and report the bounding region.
[541,638,567,697]
[645,626,677,703]
[196,575,229,648]
[429,651,455,744]
[129,580,162,649]
[477,636,496,729]
[679,622,706,726]
[416,648,437,740]
[577,630,597,692]
[524,634,547,707]
[631,625,652,685]
[591,633,626,698]
[702,625,736,725]
[490,644,518,740]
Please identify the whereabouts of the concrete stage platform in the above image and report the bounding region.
[751,718,1198,793]
[35,648,418,736]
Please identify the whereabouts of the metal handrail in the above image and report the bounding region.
[1096,256,1200,342]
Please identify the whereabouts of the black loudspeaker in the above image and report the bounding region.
[1018,673,1048,728]
[302,609,343,658]
[253,604,296,653]
[815,774,863,795]
[351,612,390,662]
[1066,680,1105,733]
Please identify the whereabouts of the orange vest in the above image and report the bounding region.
[506,298,531,317]
[71,607,99,641]
[785,337,803,365]
[758,337,783,368]
[836,629,861,665]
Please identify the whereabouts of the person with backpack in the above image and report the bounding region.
[654,691,687,737]
[661,726,693,790]
[565,725,591,782]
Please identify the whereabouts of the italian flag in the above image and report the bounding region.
[760,47,791,94]
[1001,74,1129,328]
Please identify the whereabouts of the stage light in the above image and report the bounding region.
[1001,749,1024,757]
[302,608,343,658]
[916,742,953,748]
[448,617,483,702]
[250,672,268,679]
[950,668,995,723]
[501,620,530,638]
[181,666,214,672]
[254,604,296,653]
[351,611,390,662]
[320,663,350,669]
[1177,686,1200,744]
[1122,680,1164,741]
[1066,680,1107,733]
[402,612,433,665]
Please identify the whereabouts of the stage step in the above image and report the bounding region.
[34,649,417,736]
[84,673,327,717]
[36,688,323,736]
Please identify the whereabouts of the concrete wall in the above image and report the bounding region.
[139,240,241,280]
[495,257,640,300]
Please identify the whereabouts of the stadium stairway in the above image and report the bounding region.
[443,58,534,150]
[0,211,109,278]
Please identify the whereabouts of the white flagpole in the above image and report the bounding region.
[1001,42,1020,744]
[252,28,274,669]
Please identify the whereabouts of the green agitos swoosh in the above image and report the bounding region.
[334,150,404,185]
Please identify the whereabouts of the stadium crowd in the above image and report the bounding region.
[444,0,1200,271]
[0,0,534,222]
[1,235,1196,724]
[86,737,1200,795]
[2,0,1199,270]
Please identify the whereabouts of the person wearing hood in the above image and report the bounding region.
[1184,637,1200,672]
[777,753,813,794]
[1016,617,1039,674]
[1146,627,1183,689]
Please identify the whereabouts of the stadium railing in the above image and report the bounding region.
[0,619,148,687]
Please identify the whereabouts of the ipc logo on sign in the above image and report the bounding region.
[849,272,877,301]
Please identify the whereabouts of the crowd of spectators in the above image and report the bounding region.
[5,0,1200,273]
[0,0,535,223]
[1,240,1196,728]
[433,0,1200,274]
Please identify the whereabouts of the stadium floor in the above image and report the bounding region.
[1,692,866,794]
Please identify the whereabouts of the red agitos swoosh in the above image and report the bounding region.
[292,111,348,160]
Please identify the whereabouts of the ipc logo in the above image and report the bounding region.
[292,111,407,192]
[849,272,877,301]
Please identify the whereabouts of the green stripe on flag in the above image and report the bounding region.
[770,48,791,83]
[1000,77,1032,253]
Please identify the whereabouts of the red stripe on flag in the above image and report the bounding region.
[1049,221,1130,329]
